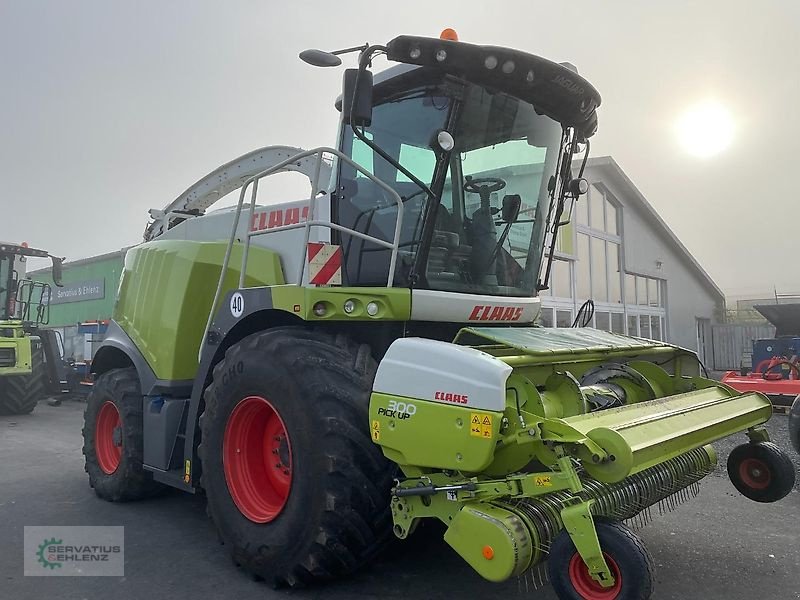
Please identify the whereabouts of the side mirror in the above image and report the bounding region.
[51,256,63,287]
[299,49,342,68]
[342,68,373,127]
[501,194,522,223]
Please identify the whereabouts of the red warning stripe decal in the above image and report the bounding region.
[307,243,342,286]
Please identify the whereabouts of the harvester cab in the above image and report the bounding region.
[0,242,68,414]
[83,31,795,600]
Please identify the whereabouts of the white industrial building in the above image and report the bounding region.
[539,156,724,363]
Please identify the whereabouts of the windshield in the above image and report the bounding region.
[337,71,563,296]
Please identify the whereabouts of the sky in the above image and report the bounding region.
[1,0,798,296]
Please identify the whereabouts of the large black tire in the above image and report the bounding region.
[0,341,46,415]
[82,367,164,501]
[548,521,655,600]
[199,327,393,586]
[726,441,795,503]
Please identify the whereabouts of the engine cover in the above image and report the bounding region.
[369,338,510,472]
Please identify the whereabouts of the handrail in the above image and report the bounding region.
[16,280,51,326]
[199,146,404,362]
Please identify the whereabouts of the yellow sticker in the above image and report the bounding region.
[470,413,493,438]
[535,476,552,487]
[372,429,381,441]
[372,420,381,430]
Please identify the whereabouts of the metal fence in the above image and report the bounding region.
[711,323,775,371]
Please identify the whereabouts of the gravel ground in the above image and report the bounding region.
[1,401,798,600]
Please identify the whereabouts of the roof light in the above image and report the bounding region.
[502,60,515,74]
[435,49,447,62]
[409,46,421,59]
[21,241,29,248]
[484,55,498,70]
[439,28,459,41]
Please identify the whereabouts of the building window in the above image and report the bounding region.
[573,185,624,330]
[624,274,666,340]
[539,182,668,341]
[555,309,573,327]
[551,258,572,298]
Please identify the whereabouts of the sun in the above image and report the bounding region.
[675,100,735,158]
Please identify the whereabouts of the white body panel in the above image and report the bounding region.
[411,289,540,324]
[158,196,331,285]
[373,338,511,412]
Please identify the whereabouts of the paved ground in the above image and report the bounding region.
[1,401,799,600]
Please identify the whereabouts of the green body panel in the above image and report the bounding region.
[271,286,411,322]
[115,240,284,380]
[0,322,32,376]
[455,325,669,355]
[443,503,533,582]
[557,385,772,482]
[369,392,500,473]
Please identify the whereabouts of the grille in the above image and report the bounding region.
[0,347,16,367]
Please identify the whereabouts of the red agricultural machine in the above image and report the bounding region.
[720,304,800,454]
[721,304,800,404]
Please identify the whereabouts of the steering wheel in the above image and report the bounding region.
[463,177,506,197]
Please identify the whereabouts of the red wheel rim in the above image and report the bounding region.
[223,396,292,523]
[95,401,122,474]
[739,457,771,490]
[568,552,623,600]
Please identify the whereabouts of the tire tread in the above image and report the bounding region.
[200,327,393,587]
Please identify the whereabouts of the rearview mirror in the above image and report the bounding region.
[342,68,373,127]
[501,195,522,223]
[51,256,63,287]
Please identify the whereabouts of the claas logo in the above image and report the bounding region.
[250,206,309,232]
[468,305,524,321]
[435,391,468,404]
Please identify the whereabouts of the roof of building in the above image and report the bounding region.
[587,155,725,305]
